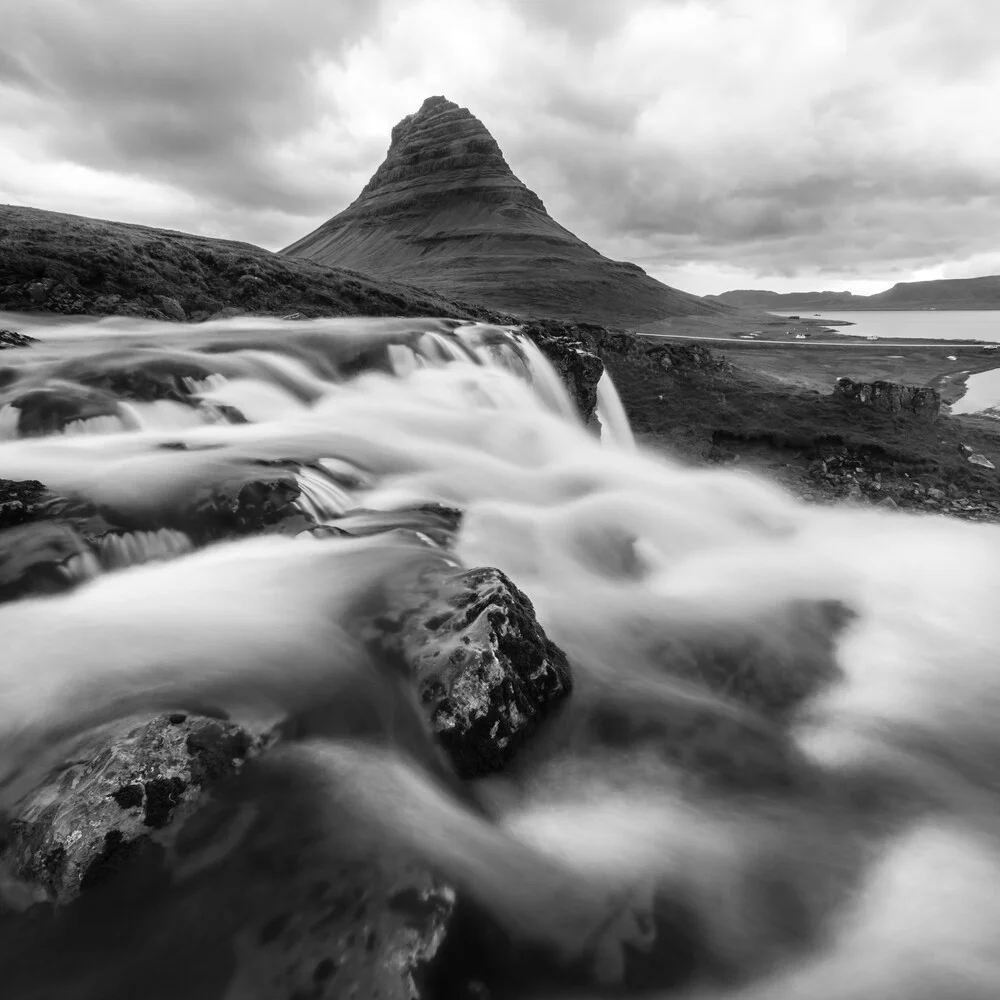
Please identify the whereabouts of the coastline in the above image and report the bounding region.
[641,332,1000,409]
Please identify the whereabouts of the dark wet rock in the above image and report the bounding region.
[0,474,299,602]
[529,334,604,427]
[0,478,67,531]
[382,566,572,777]
[0,329,36,349]
[0,521,98,603]
[65,355,217,404]
[0,714,254,905]
[0,757,453,1000]
[208,842,452,1000]
[834,377,941,421]
[0,711,453,1000]
[0,478,122,601]
[180,473,314,545]
[518,320,613,427]
[0,353,238,434]
[0,472,314,601]
[1,383,121,436]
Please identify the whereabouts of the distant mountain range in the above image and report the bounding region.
[711,276,1000,311]
[283,96,727,326]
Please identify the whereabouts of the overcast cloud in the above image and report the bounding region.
[2,0,999,295]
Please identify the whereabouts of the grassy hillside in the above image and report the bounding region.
[0,204,510,324]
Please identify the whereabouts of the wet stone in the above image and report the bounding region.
[0,714,254,904]
[382,566,573,777]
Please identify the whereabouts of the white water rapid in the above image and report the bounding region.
[2,314,1000,999]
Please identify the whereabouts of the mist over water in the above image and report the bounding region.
[3,314,1000,996]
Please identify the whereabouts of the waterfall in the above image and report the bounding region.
[1,313,999,999]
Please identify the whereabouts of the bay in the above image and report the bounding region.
[772,309,1000,343]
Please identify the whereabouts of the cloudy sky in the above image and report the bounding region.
[3,0,999,296]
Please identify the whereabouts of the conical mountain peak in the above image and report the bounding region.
[346,95,546,217]
[283,98,721,325]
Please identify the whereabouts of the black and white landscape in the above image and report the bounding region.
[4,3,1000,999]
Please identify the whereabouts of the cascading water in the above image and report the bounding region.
[1,313,999,999]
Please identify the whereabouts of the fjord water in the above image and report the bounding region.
[774,309,1000,341]
[952,368,1000,415]
[5,314,1000,996]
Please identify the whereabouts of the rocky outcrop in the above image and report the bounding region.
[796,445,1000,521]
[0,329,35,349]
[0,715,453,1000]
[0,475,312,603]
[1,384,123,436]
[0,478,119,602]
[283,96,724,326]
[522,319,730,378]
[177,474,313,546]
[643,342,732,375]
[834,377,941,421]
[381,566,572,777]
[0,558,572,997]
[0,714,254,904]
[527,333,604,426]
[599,331,730,374]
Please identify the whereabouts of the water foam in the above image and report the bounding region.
[0,314,998,997]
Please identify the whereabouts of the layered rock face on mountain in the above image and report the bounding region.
[283,96,724,326]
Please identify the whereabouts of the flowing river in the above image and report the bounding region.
[1,313,1000,999]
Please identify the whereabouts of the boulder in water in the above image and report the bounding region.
[382,566,573,777]
[0,478,120,601]
[0,521,99,603]
[0,717,453,1000]
[0,329,36,350]
[0,473,309,601]
[180,472,314,545]
[1,714,254,905]
[2,383,122,436]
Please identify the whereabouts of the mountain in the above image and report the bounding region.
[712,276,1000,311]
[282,96,725,326]
[0,204,508,323]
